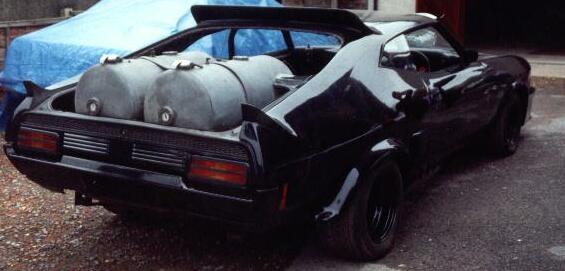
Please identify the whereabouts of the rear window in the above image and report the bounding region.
[185,28,342,58]
[185,30,230,58]
[290,31,341,48]
[234,29,287,56]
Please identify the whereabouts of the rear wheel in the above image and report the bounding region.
[318,161,403,261]
[486,93,522,156]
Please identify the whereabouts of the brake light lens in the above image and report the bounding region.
[17,128,59,154]
[279,183,289,210]
[188,157,248,185]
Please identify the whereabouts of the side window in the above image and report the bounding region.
[381,34,418,71]
[406,27,460,56]
[381,27,462,72]
[234,29,287,56]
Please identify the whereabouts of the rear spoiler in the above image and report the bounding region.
[191,5,377,36]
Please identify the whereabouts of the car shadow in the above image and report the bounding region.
[48,208,313,271]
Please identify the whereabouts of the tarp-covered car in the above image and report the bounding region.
[4,6,535,260]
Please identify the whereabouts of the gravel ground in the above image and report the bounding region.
[0,148,306,271]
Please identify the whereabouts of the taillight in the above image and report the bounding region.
[17,128,59,155]
[188,156,248,185]
[279,183,289,210]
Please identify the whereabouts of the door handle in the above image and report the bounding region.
[393,88,431,118]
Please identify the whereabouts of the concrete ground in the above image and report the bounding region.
[0,81,563,271]
[288,82,565,270]
[480,48,565,79]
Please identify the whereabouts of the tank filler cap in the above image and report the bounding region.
[99,54,123,65]
[172,60,202,70]
[162,51,179,56]
[86,98,101,115]
[159,106,175,125]
[233,56,249,61]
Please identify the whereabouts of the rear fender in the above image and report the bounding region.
[315,139,409,222]
[240,104,302,187]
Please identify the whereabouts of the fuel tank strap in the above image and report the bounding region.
[139,56,173,71]
[212,62,250,101]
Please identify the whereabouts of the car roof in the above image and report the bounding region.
[359,12,436,24]
[191,5,437,42]
[193,5,437,36]
[354,11,437,36]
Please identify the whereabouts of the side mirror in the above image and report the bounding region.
[463,49,479,63]
[393,88,430,118]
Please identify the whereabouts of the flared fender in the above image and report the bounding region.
[316,139,409,222]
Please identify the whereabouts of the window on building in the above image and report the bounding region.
[304,0,332,8]
[338,0,367,10]
[283,0,331,8]
[283,0,377,11]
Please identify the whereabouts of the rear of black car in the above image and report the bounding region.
[4,110,285,231]
[2,5,377,234]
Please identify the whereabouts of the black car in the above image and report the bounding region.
[4,6,535,260]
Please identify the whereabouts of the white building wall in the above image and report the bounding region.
[377,0,416,13]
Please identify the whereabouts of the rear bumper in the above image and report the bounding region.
[4,144,282,231]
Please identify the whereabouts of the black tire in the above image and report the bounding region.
[486,93,522,157]
[318,161,403,261]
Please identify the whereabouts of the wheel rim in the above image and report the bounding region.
[366,170,400,243]
[368,205,398,242]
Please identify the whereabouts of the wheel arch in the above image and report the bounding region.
[315,138,410,222]
[510,80,534,126]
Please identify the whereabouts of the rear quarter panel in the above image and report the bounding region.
[256,35,423,215]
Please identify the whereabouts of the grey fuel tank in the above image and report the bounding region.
[144,55,292,131]
[75,51,213,120]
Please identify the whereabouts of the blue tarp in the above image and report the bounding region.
[0,0,337,130]
[0,0,282,94]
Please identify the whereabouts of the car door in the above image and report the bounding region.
[403,26,494,158]
[379,33,445,164]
